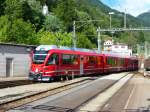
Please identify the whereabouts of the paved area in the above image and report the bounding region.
[101,73,150,112]
[7,73,128,112]
[0,77,27,82]
[78,73,133,112]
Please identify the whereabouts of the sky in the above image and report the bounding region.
[100,0,150,17]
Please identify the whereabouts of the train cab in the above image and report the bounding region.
[29,45,59,81]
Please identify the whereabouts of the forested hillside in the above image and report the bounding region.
[138,11,150,26]
[0,0,149,52]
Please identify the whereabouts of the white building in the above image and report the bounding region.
[42,4,49,16]
[103,39,114,51]
[103,39,132,56]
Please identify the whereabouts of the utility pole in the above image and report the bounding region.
[145,41,148,59]
[73,21,76,49]
[124,9,127,28]
[109,14,112,29]
[137,44,140,56]
[109,12,114,29]
[97,27,101,53]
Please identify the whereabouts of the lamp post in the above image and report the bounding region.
[73,21,76,49]
[109,12,114,29]
[124,9,127,28]
[97,27,101,53]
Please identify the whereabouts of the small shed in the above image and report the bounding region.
[0,43,36,77]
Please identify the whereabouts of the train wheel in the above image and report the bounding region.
[68,76,72,80]
[54,76,61,81]
[60,76,64,81]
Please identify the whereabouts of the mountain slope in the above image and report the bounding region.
[76,0,144,28]
[137,12,150,26]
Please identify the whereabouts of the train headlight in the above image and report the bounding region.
[35,68,38,73]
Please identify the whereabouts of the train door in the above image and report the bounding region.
[80,56,84,75]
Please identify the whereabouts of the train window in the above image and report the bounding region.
[62,54,78,65]
[121,59,124,65]
[112,58,115,66]
[107,57,112,65]
[33,50,48,64]
[111,58,113,65]
[33,54,47,64]
[107,57,116,66]
[119,59,124,65]
[112,58,117,66]
[72,55,78,64]
[114,58,117,66]
[106,58,109,64]
[46,54,59,65]
[97,57,101,65]
[88,56,96,64]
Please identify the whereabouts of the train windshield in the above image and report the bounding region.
[32,50,48,64]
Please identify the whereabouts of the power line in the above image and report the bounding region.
[97,27,150,32]
[97,27,150,53]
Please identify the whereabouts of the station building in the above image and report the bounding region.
[0,43,36,78]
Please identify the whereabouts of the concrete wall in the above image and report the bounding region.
[0,44,34,77]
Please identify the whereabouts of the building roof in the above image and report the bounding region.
[0,42,37,48]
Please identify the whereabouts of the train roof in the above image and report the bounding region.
[35,45,137,59]
[103,53,137,59]
[36,45,100,55]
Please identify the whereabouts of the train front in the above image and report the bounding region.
[29,45,56,81]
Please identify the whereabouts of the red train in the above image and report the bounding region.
[29,45,138,81]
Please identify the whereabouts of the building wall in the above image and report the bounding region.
[0,44,33,77]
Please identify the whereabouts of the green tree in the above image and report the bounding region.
[38,30,72,46]
[0,0,5,16]
[76,11,94,32]
[119,32,138,53]
[43,14,64,32]
[54,0,76,31]
[137,31,145,44]
[77,33,96,49]
[8,19,38,44]
[0,16,38,44]
[22,0,44,31]
[5,0,44,31]
[0,16,10,42]
[5,0,24,19]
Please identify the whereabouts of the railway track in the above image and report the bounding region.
[0,77,94,111]
[0,80,35,89]
[4,72,132,112]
